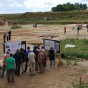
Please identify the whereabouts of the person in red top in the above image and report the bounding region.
[2,50,10,78]
[64,26,66,34]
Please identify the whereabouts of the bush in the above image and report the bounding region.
[11,25,22,29]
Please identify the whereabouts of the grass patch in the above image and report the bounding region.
[73,81,88,88]
[11,25,22,29]
[60,38,88,60]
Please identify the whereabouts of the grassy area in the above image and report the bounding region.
[11,25,22,29]
[59,38,88,60]
[0,10,88,24]
[73,81,88,88]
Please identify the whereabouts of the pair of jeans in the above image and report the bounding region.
[24,61,28,72]
[7,69,15,83]
[15,63,20,75]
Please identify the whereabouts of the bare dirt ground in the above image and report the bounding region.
[0,24,88,88]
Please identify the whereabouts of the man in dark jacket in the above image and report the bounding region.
[13,49,22,76]
[19,48,25,74]
[8,30,11,40]
[49,47,55,67]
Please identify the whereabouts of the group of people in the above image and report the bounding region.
[0,45,56,84]
[3,30,11,43]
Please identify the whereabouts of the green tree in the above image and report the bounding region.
[51,2,88,12]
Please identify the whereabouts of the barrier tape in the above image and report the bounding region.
[80,74,88,78]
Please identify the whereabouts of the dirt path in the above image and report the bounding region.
[0,62,88,88]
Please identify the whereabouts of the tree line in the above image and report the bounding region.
[52,2,88,12]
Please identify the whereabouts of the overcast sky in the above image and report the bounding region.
[0,0,88,14]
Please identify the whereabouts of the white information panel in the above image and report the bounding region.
[44,39,54,50]
[55,42,60,52]
[4,41,26,54]
[44,39,60,53]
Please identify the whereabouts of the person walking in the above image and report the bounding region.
[6,53,15,83]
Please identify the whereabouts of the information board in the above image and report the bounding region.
[43,39,60,53]
[3,41,26,54]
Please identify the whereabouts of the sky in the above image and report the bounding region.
[0,0,88,14]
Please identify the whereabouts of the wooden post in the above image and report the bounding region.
[57,42,63,67]
[79,76,81,87]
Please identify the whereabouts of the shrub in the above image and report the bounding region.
[11,25,22,29]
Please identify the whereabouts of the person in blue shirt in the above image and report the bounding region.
[24,46,30,72]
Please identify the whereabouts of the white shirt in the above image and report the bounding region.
[28,52,35,63]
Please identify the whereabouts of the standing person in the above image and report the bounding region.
[41,46,47,68]
[13,49,22,76]
[86,24,88,32]
[2,50,10,78]
[8,30,11,40]
[19,48,25,74]
[38,50,44,74]
[64,26,66,34]
[28,49,35,76]
[33,45,39,70]
[77,25,80,35]
[8,21,11,26]
[6,53,15,83]
[6,32,9,41]
[48,47,56,67]
[24,46,30,73]
[3,32,6,43]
